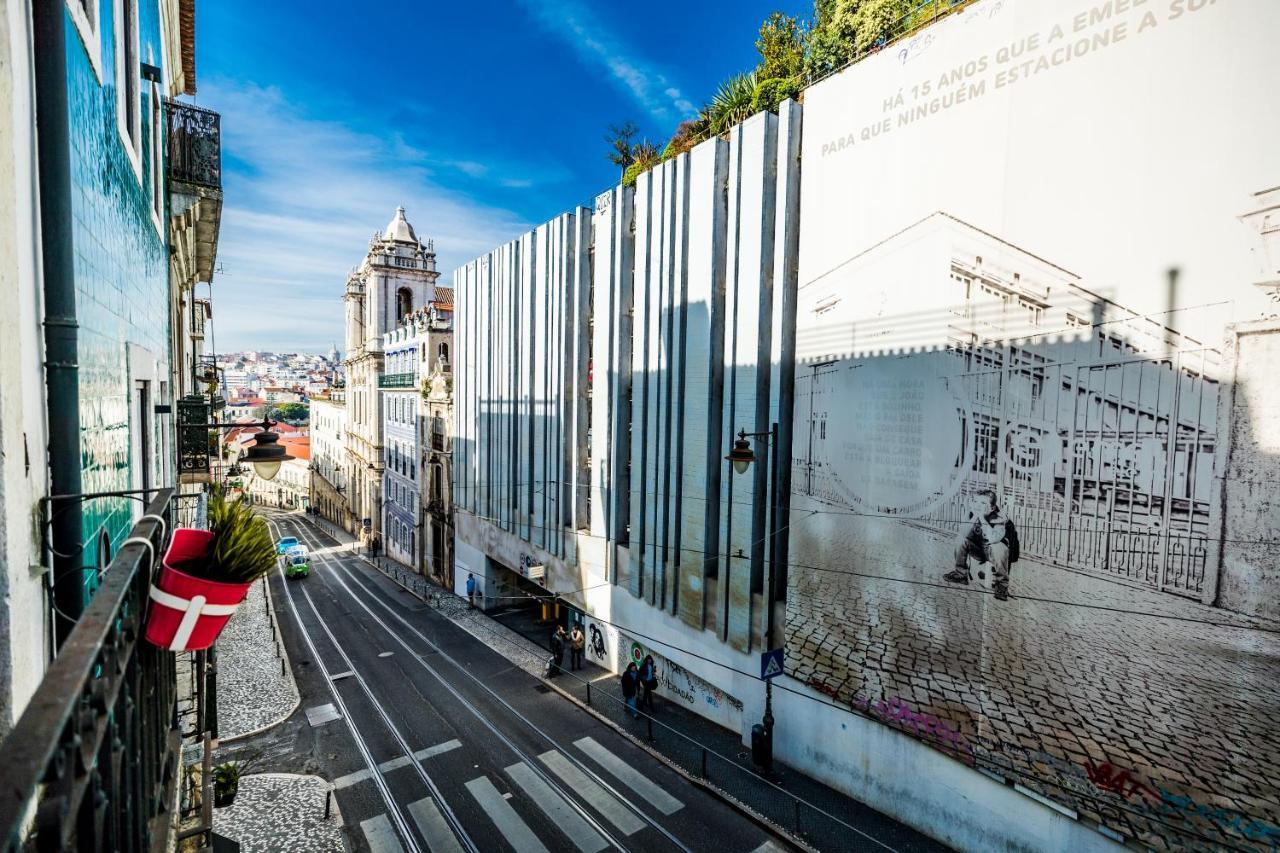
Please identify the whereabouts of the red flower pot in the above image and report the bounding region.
[144,528,253,651]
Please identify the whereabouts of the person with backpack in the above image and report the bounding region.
[944,489,1019,601]
[639,654,658,711]
[621,662,641,718]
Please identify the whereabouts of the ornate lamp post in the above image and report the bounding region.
[724,423,782,775]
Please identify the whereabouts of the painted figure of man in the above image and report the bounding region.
[944,489,1013,601]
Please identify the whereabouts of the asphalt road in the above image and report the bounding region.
[264,511,801,853]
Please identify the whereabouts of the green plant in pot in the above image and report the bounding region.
[144,488,280,652]
[211,761,242,808]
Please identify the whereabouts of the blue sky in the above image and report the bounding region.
[199,0,806,353]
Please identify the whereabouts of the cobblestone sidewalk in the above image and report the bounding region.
[212,774,343,852]
[218,578,300,740]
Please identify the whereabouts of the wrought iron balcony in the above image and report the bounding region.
[0,489,186,852]
[166,101,221,189]
[378,372,415,389]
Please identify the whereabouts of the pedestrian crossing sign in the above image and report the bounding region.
[760,648,784,680]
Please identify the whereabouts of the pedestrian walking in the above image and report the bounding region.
[465,572,477,608]
[549,625,567,677]
[621,663,640,718]
[569,623,585,671]
[639,654,658,711]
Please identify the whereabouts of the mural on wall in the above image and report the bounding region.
[583,616,745,729]
[789,0,1280,849]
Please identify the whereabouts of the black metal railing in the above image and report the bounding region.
[0,489,182,852]
[166,101,221,189]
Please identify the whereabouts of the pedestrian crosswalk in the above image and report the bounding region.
[574,736,685,815]
[537,749,647,835]
[504,761,609,853]
[359,814,404,853]
[407,797,464,853]
[465,775,551,853]
[350,736,780,853]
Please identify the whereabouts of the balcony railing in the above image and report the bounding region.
[0,489,183,852]
[166,101,221,189]
[379,372,415,389]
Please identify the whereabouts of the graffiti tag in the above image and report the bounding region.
[1154,790,1280,844]
[854,694,972,757]
[1085,761,1156,801]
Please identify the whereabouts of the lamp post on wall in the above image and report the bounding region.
[725,422,782,776]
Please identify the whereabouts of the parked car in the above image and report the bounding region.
[282,545,310,579]
[275,536,299,554]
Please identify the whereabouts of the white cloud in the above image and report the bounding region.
[515,0,696,122]
[201,81,532,353]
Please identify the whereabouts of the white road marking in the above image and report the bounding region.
[465,776,550,853]
[333,739,464,789]
[330,670,355,681]
[505,761,608,853]
[379,651,394,658]
[575,736,684,815]
[304,703,341,727]
[537,749,646,835]
[408,798,466,853]
[360,814,405,853]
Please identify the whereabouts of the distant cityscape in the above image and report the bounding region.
[213,348,344,412]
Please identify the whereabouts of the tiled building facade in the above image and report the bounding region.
[67,0,174,598]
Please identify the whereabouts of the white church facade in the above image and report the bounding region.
[342,207,440,549]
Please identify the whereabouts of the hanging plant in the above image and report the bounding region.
[211,762,243,808]
[144,489,278,651]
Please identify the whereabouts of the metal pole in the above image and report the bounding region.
[763,679,775,774]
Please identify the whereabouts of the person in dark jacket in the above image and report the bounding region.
[549,626,567,677]
[621,662,640,718]
[639,655,658,711]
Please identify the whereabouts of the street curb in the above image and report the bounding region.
[221,530,302,745]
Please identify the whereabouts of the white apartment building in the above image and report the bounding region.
[310,394,349,530]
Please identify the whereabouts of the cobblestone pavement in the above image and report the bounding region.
[218,578,300,740]
[785,502,1280,851]
[212,774,343,852]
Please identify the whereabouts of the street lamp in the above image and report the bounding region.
[238,425,294,481]
[724,431,756,475]
[725,423,782,776]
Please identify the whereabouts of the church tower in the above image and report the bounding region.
[342,206,438,545]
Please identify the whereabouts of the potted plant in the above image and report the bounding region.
[211,761,243,808]
[144,488,277,651]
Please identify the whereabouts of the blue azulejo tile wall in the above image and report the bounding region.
[64,0,170,600]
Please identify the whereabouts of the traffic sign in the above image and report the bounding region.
[760,648,784,680]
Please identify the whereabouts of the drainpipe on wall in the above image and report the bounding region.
[33,1,84,646]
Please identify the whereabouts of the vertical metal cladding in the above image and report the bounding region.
[455,212,589,563]
[678,137,730,630]
[720,113,779,652]
[457,103,800,655]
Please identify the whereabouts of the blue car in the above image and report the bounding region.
[275,536,299,555]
